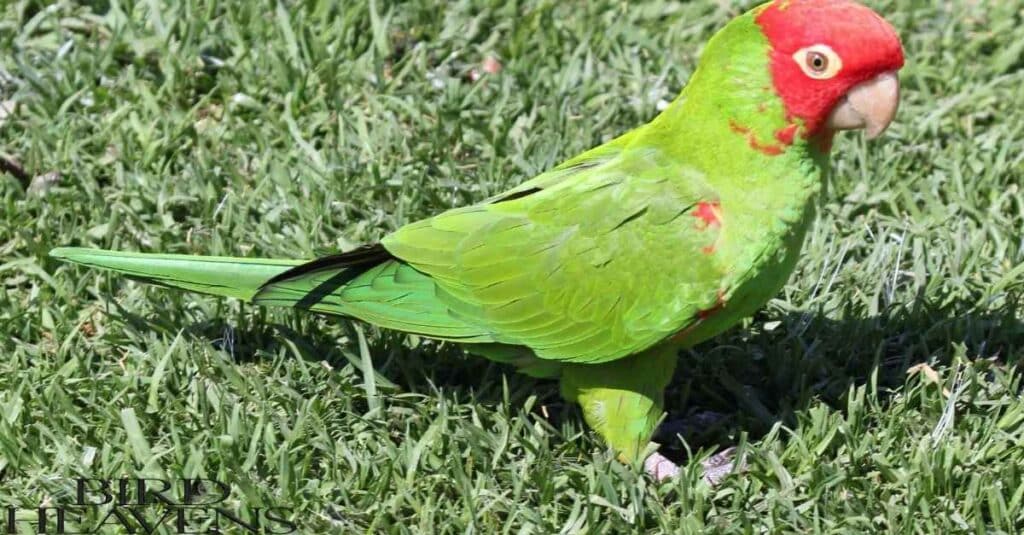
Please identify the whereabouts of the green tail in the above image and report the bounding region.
[49,246,562,377]
[49,247,303,301]
[48,246,494,342]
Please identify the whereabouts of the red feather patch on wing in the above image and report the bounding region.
[693,201,722,227]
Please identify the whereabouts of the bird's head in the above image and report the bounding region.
[755,0,905,140]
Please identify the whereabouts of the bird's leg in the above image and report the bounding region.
[561,348,744,484]
[559,345,678,467]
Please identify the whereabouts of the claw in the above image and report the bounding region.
[701,447,741,486]
[644,446,744,485]
[644,451,681,481]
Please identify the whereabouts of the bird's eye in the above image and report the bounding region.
[793,44,843,80]
[807,52,827,72]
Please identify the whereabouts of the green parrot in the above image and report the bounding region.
[50,0,905,481]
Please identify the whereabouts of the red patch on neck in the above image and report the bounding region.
[775,124,798,145]
[755,0,904,138]
[730,120,786,156]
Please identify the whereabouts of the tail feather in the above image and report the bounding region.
[49,246,498,342]
[50,246,558,372]
[49,247,303,301]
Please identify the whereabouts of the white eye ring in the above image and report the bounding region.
[793,44,843,80]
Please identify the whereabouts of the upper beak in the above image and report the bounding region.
[826,71,900,139]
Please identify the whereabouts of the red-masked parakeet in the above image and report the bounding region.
[50,0,905,481]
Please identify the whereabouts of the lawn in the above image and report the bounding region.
[2,0,1024,532]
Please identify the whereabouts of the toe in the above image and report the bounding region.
[701,447,744,485]
[644,451,681,481]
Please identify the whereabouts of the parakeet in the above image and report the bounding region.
[50,0,905,481]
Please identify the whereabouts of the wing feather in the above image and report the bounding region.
[382,147,726,363]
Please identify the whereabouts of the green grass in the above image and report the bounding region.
[2,0,1024,532]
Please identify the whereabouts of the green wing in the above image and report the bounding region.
[259,142,726,364]
[384,148,724,363]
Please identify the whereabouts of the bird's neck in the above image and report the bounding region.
[638,21,831,214]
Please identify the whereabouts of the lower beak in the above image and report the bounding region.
[826,71,900,139]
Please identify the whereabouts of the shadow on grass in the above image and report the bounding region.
[107,294,1024,461]
[176,313,561,413]
[656,297,1024,460]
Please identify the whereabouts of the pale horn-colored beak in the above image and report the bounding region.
[826,71,900,139]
